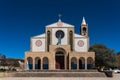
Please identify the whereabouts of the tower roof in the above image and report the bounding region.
[81,17,86,25]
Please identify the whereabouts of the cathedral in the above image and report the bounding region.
[25,17,95,70]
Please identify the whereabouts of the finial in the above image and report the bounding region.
[58,14,62,22]
[81,17,86,25]
[57,14,63,27]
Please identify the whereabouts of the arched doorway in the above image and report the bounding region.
[71,57,77,69]
[55,50,65,69]
[79,59,82,69]
[43,57,49,69]
[79,57,85,69]
[35,57,41,69]
[27,57,33,70]
[87,57,93,69]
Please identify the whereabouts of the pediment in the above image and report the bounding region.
[46,21,74,28]
[32,33,45,38]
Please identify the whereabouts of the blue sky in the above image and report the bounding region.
[0,0,120,58]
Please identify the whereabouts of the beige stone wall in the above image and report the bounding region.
[69,52,95,70]
[25,51,55,70]
[25,48,95,70]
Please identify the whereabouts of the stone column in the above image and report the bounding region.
[77,58,79,70]
[33,58,35,70]
[24,59,26,70]
[41,58,43,70]
[93,57,95,68]
[54,55,56,70]
[69,58,71,70]
[85,58,87,70]
[49,55,55,70]
[65,55,66,70]
[54,57,55,70]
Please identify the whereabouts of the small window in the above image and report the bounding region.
[83,27,86,33]
[47,31,50,51]
[69,31,73,51]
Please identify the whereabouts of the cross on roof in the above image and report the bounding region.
[58,14,62,20]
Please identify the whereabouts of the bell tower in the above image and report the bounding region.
[80,17,88,37]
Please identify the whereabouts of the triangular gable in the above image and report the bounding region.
[32,33,45,38]
[74,33,86,38]
[46,22,74,28]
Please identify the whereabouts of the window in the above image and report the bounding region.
[69,31,73,51]
[83,27,87,35]
[47,31,50,51]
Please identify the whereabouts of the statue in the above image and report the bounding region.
[57,35,61,45]
[18,60,24,69]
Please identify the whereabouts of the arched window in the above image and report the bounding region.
[47,31,50,51]
[69,31,73,51]
[43,57,49,69]
[82,27,86,35]
[83,27,86,33]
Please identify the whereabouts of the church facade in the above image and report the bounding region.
[25,17,95,70]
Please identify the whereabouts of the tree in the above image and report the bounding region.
[0,54,6,71]
[117,52,120,69]
[89,43,118,69]
[0,54,6,59]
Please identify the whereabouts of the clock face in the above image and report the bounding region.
[55,30,64,39]
[35,40,42,47]
[78,40,84,47]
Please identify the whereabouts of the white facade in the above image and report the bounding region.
[30,19,89,52]
[74,34,89,52]
[74,38,89,52]
[31,34,45,52]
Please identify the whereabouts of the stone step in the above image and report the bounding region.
[6,71,106,77]
[24,69,98,72]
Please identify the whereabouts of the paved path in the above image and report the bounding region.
[0,74,120,80]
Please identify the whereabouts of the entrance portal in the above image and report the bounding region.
[55,51,65,69]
